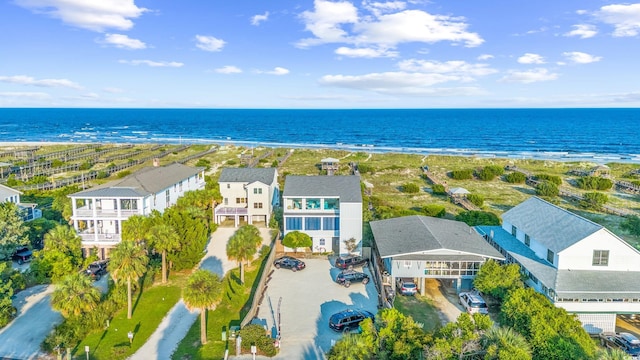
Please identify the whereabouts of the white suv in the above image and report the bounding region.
[458,292,488,315]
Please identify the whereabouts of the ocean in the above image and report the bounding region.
[1,108,639,163]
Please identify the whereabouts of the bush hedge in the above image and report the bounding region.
[450,169,473,180]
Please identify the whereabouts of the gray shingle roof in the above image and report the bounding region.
[555,270,640,299]
[476,226,558,288]
[502,197,602,253]
[71,163,202,198]
[283,175,362,203]
[371,216,505,260]
[218,168,277,185]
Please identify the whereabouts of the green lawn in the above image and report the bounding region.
[73,272,187,360]
[393,294,442,333]
[171,257,266,359]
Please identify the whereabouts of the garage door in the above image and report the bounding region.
[576,313,616,334]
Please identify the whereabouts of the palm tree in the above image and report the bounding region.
[51,272,101,318]
[481,326,531,359]
[596,348,632,360]
[226,225,262,284]
[109,240,148,319]
[148,223,180,283]
[182,269,223,345]
[121,215,151,244]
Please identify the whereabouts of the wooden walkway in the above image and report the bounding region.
[422,169,479,211]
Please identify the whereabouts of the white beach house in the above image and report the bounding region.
[282,175,362,255]
[0,183,42,222]
[476,196,640,334]
[69,162,205,258]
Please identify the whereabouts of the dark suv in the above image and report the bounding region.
[600,332,640,358]
[336,270,370,287]
[335,255,368,270]
[273,256,306,271]
[12,247,32,265]
[329,309,375,332]
[85,260,109,280]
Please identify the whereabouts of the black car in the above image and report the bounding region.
[329,309,375,332]
[273,256,305,271]
[335,255,368,270]
[85,260,109,280]
[336,270,370,287]
[12,247,32,265]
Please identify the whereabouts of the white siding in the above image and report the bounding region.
[339,202,362,255]
[575,313,616,334]
[558,229,640,271]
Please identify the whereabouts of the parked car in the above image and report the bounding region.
[12,247,32,265]
[335,255,368,270]
[458,291,489,314]
[85,260,109,280]
[336,270,370,287]
[329,309,375,332]
[273,256,306,271]
[599,332,640,358]
[396,278,418,296]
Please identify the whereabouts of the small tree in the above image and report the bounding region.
[455,211,501,226]
[282,231,312,253]
[401,183,420,194]
[622,216,640,236]
[431,184,446,194]
[580,192,608,210]
[343,237,357,254]
[535,174,562,186]
[182,269,223,345]
[474,260,523,301]
[467,193,484,207]
[505,172,526,184]
[422,204,446,217]
[450,169,474,180]
[535,181,559,197]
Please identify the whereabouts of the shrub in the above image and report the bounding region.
[271,160,278,168]
[450,169,473,180]
[26,175,49,185]
[467,193,484,207]
[422,204,446,217]
[239,324,277,356]
[535,174,562,186]
[536,181,559,197]
[580,192,608,210]
[431,184,446,194]
[78,161,92,171]
[96,171,109,179]
[622,216,640,236]
[117,170,131,178]
[227,159,237,165]
[455,211,501,226]
[504,172,526,183]
[6,174,18,187]
[401,183,420,194]
[575,176,613,190]
[357,163,374,174]
[195,158,211,171]
[51,159,64,168]
[477,165,504,181]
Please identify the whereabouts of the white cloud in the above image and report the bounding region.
[362,1,406,16]
[595,3,640,37]
[517,53,545,64]
[477,54,494,61]
[195,35,226,52]
[397,59,497,78]
[251,12,269,26]
[118,60,184,67]
[562,51,602,64]
[297,1,483,50]
[103,87,124,93]
[215,66,242,74]
[264,67,290,75]
[499,68,558,84]
[335,46,398,58]
[103,33,147,49]
[0,92,51,99]
[564,24,597,39]
[15,0,147,32]
[0,75,82,89]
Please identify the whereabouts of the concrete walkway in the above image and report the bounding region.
[130,227,272,360]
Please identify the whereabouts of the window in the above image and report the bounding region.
[592,250,609,266]
[306,198,321,210]
[253,188,262,194]
[153,195,157,206]
[324,198,339,210]
[227,184,230,189]
[166,190,170,205]
[286,217,302,230]
[305,217,321,230]
[524,234,530,247]
[319,238,325,246]
[179,181,183,191]
[546,249,554,264]
[323,217,340,230]
[224,198,228,205]
[253,202,263,209]
[529,274,538,284]
[236,198,247,204]
[511,225,517,236]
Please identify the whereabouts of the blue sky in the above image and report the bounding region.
[2,0,640,108]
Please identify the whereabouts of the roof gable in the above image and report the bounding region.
[283,175,362,203]
[502,197,601,252]
[219,168,277,186]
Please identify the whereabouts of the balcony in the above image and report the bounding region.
[74,207,141,218]
[78,229,122,243]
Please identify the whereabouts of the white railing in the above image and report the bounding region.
[79,233,121,242]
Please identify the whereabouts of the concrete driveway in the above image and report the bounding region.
[239,257,379,360]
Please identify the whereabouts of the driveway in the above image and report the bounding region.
[131,226,273,360]
[423,279,463,324]
[236,257,379,360]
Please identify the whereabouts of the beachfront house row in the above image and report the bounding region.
[0,183,42,222]
[214,167,279,227]
[69,163,205,258]
[370,216,504,298]
[476,196,640,334]
[282,175,362,255]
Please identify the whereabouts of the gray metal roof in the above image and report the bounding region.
[502,196,602,253]
[371,216,505,260]
[476,226,558,288]
[71,163,202,198]
[393,254,487,261]
[283,175,362,203]
[218,167,277,185]
[555,270,640,299]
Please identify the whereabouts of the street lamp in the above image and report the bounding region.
[84,345,89,360]
[128,331,134,345]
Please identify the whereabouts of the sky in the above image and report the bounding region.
[2,0,640,108]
